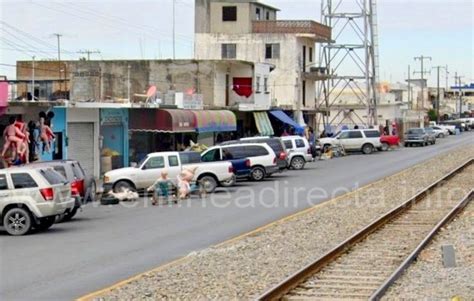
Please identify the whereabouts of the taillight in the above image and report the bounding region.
[245,159,251,167]
[228,166,234,174]
[71,179,85,197]
[40,188,54,201]
[279,152,287,160]
[307,148,311,154]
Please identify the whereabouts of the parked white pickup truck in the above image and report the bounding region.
[103,152,234,193]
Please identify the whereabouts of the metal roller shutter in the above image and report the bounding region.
[67,122,94,177]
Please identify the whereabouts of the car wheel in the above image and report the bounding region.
[381,142,389,151]
[290,157,305,170]
[61,207,78,222]
[113,180,135,193]
[34,216,55,232]
[87,180,97,202]
[404,143,409,147]
[250,167,266,181]
[362,144,374,154]
[3,207,32,236]
[199,175,218,193]
[439,133,445,138]
[322,144,331,153]
[220,175,236,187]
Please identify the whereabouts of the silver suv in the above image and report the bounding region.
[0,166,75,236]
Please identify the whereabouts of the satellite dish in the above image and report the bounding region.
[146,85,157,98]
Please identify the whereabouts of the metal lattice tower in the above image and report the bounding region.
[316,0,379,132]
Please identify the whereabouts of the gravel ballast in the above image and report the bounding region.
[383,198,474,300]
[97,146,474,300]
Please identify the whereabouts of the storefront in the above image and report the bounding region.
[129,108,197,163]
[67,108,100,178]
[193,110,237,145]
[0,103,66,165]
[100,108,129,171]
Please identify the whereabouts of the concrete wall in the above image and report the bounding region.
[195,33,315,109]
[210,2,252,34]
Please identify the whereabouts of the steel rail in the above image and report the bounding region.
[257,158,473,301]
[370,189,474,300]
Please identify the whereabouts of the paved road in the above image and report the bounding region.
[1,133,473,301]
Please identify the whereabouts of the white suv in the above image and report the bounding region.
[0,166,75,236]
[319,129,382,154]
[202,143,278,181]
[281,136,313,170]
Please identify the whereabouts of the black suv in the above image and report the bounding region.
[221,137,288,170]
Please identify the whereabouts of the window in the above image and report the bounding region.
[256,76,261,93]
[11,173,38,189]
[256,7,261,20]
[245,146,269,156]
[266,11,270,20]
[284,140,293,149]
[338,132,350,139]
[223,146,247,159]
[0,174,8,190]
[53,166,67,179]
[221,43,237,59]
[295,139,306,148]
[40,169,66,185]
[309,47,313,63]
[202,149,221,162]
[265,43,280,59]
[348,131,363,139]
[222,6,237,21]
[143,157,165,169]
[264,77,269,93]
[179,152,201,164]
[169,156,179,167]
[71,162,85,179]
[364,130,380,138]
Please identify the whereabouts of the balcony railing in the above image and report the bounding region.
[252,20,332,41]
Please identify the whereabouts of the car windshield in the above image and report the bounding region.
[408,128,423,134]
[71,162,85,179]
[425,128,434,133]
[137,156,149,168]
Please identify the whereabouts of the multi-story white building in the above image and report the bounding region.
[194,0,332,125]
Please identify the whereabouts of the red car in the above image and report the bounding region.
[380,135,400,151]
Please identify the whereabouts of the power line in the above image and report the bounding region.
[413,55,432,110]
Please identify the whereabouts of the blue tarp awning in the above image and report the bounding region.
[269,110,304,134]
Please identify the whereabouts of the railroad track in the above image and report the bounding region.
[258,158,474,301]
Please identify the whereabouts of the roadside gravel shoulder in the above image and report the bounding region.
[383,199,474,300]
[97,146,474,300]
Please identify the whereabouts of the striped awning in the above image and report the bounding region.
[253,111,274,136]
[192,110,236,133]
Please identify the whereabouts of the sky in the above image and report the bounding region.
[0,0,472,86]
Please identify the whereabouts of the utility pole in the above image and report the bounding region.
[433,66,446,123]
[454,73,464,116]
[78,49,101,61]
[413,55,432,111]
[31,56,35,100]
[445,65,449,90]
[407,65,411,108]
[52,33,63,93]
[127,65,131,103]
[172,0,176,59]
